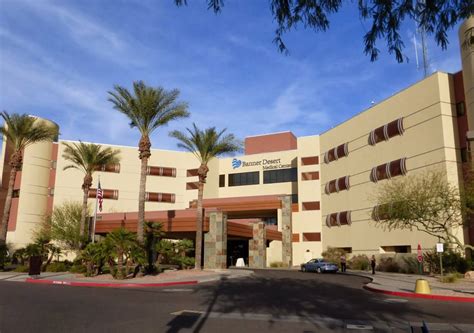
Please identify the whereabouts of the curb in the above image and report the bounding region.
[363,284,474,303]
[25,278,198,288]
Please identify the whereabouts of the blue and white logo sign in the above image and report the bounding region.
[232,158,242,169]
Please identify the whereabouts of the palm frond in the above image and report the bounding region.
[0,112,59,152]
[170,123,242,164]
[62,141,121,175]
[108,81,189,137]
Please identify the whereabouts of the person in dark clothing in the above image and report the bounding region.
[340,255,346,273]
[371,255,376,275]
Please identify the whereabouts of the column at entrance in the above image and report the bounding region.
[280,195,293,268]
[249,221,266,268]
[204,211,227,269]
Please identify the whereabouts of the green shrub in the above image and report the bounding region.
[69,264,86,274]
[172,256,195,269]
[321,247,346,268]
[377,257,401,272]
[14,265,29,273]
[348,255,370,270]
[400,256,419,274]
[270,261,285,268]
[45,262,70,272]
[423,249,471,274]
[439,273,462,283]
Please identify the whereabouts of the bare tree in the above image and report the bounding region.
[373,169,474,252]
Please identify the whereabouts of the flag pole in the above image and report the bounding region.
[92,175,100,243]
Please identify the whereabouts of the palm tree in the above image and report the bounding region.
[62,142,121,247]
[170,124,241,269]
[0,112,59,252]
[105,228,138,279]
[108,81,189,243]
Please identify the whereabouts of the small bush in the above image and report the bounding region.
[270,261,285,268]
[439,273,463,283]
[424,249,471,274]
[321,247,346,268]
[46,262,70,272]
[348,255,370,270]
[69,264,86,274]
[14,265,29,273]
[377,257,401,273]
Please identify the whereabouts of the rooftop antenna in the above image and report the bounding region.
[414,0,430,78]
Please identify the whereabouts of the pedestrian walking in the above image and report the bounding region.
[371,255,376,275]
[340,254,346,273]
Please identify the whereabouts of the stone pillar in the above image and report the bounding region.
[280,195,293,267]
[249,221,266,268]
[204,211,227,269]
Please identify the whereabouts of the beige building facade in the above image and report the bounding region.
[1,16,473,266]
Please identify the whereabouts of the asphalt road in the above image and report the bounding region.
[0,269,473,333]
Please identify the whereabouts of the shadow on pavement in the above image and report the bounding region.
[166,270,468,332]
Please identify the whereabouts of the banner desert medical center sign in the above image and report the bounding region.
[232,157,293,170]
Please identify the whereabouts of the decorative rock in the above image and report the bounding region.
[464,271,474,279]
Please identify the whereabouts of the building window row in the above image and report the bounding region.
[145,192,175,203]
[368,118,404,146]
[370,158,407,183]
[263,167,297,184]
[228,171,259,187]
[302,201,319,211]
[186,182,199,190]
[187,168,199,177]
[147,166,176,177]
[326,211,351,228]
[325,176,350,194]
[88,188,119,200]
[94,164,121,173]
[301,171,319,181]
[324,142,349,164]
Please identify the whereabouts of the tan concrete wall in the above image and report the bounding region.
[320,72,464,255]
[53,141,201,213]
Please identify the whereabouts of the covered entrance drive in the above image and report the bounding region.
[95,195,293,268]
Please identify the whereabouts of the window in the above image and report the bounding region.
[302,201,320,211]
[372,204,391,221]
[219,174,225,187]
[264,217,277,226]
[50,160,57,170]
[324,143,349,164]
[301,156,319,165]
[145,192,175,203]
[325,176,350,194]
[456,102,466,117]
[291,194,298,204]
[302,232,321,242]
[325,211,351,227]
[263,168,297,184]
[187,168,199,177]
[228,171,259,186]
[186,182,198,190]
[12,189,20,198]
[370,158,407,182]
[147,166,176,177]
[302,171,319,181]
[369,118,404,145]
[94,164,121,173]
[88,189,119,200]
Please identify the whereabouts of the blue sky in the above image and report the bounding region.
[0,0,465,150]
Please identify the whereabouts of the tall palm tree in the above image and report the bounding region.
[108,81,189,243]
[0,112,59,249]
[62,142,121,247]
[170,124,241,269]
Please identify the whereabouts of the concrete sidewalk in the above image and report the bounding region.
[0,268,253,287]
[350,270,474,301]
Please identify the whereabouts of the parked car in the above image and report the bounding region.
[301,258,338,273]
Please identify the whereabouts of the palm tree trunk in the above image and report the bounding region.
[80,174,92,249]
[195,181,204,270]
[80,186,89,248]
[0,165,18,258]
[138,155,148,244]
[117,249,124,279]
